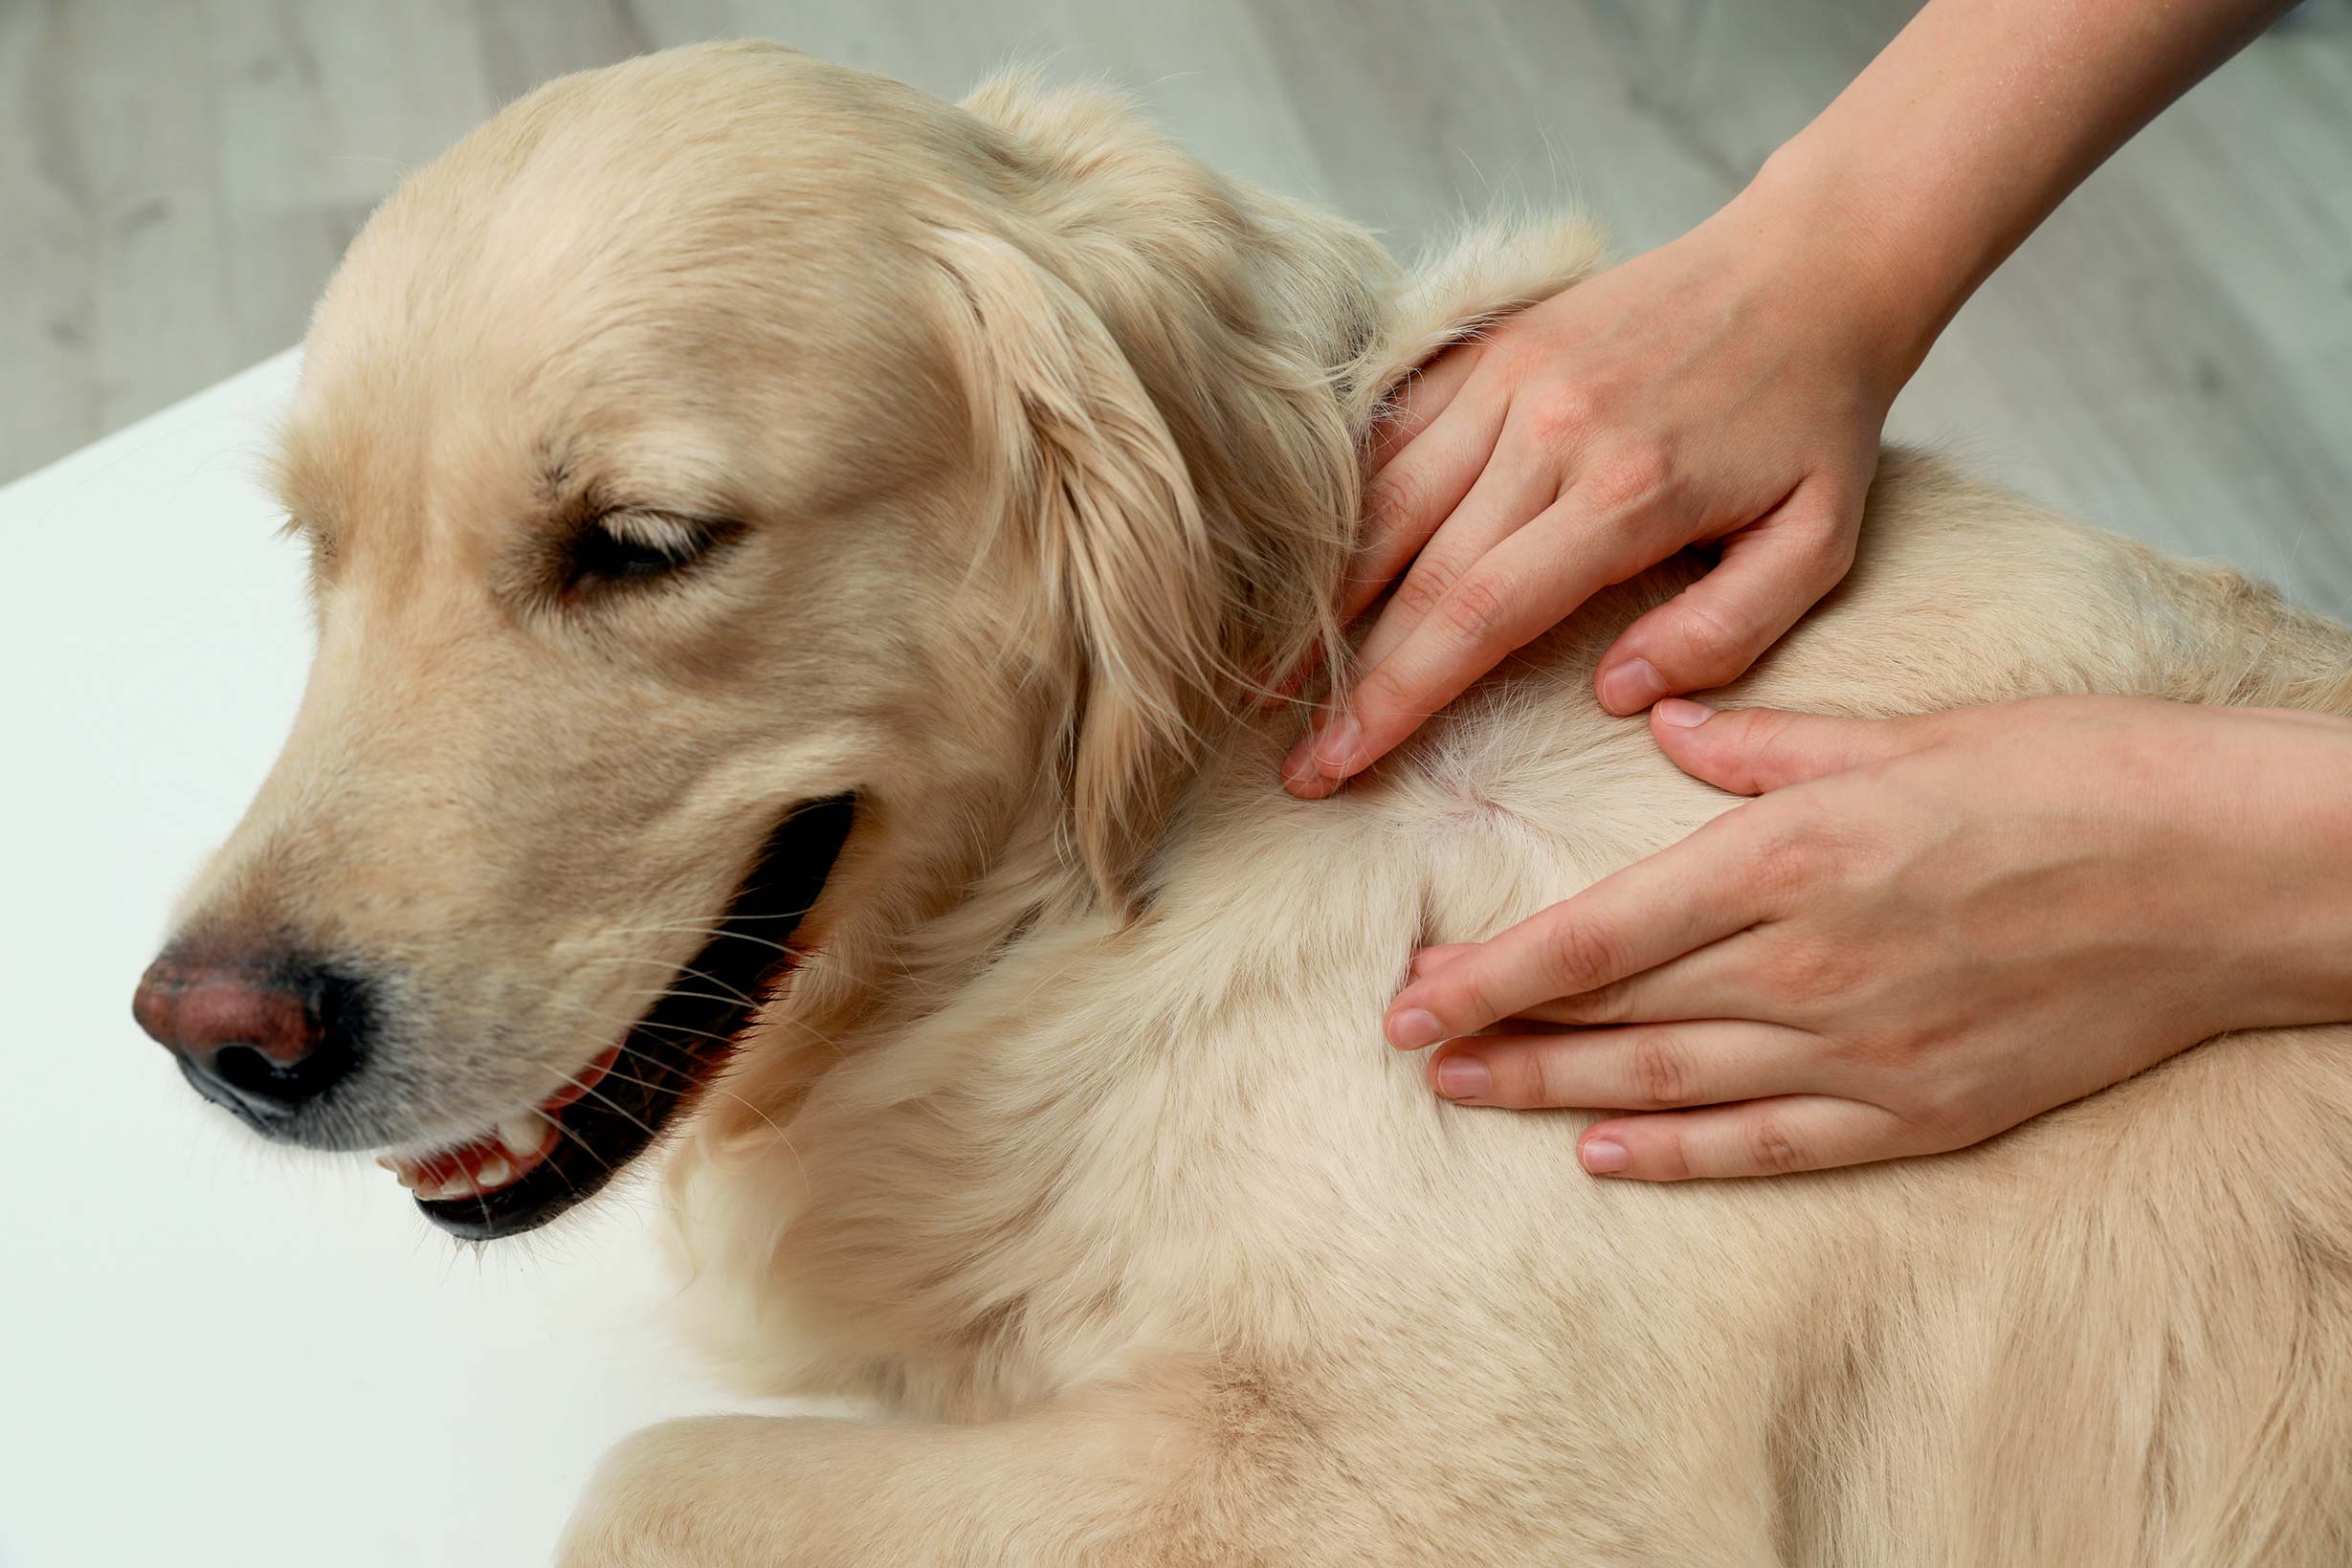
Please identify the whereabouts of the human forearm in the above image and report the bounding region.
[1740,0,2294,390]
[2207,709,2352,1033]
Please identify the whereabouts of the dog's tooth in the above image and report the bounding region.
[427,1172,477,1202]
[497,1115,549,1161]
[475,1155,514,1190]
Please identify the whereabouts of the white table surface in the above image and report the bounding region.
[0,354,776,1568]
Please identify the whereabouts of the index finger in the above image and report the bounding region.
[1342,356,1498,624]
[1365,342,1484,475]
[1383,805,1768,1048]
[1296,499,1652,795]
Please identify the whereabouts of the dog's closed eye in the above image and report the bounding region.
[561,512,729,598]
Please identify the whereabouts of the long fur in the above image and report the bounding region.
[166,42,2352,1567]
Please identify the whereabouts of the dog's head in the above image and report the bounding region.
[128,42,1389,1238]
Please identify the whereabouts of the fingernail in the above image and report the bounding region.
[1434,1055,1490,1100]
[1581,1137,1630,1175]
[1598,658,1668,714]
[1281,716,1361,792]
[1387,1006,1444,1049]
[1309,715,1363,774]
[1280,730,1320,786]
[1653,696,1715,728]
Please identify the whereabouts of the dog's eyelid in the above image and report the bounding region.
[592,507,729,552]
[554,508,740,603]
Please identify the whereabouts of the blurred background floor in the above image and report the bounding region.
[4,0,2349,608]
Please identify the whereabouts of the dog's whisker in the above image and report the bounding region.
[566,939,820,976]
[492,969,770,1029]
[557,957,767,1012]
[539,1108,616,1186]
[549,1074,663,1144]
[597,921,825,962]
[475,970,858,1059]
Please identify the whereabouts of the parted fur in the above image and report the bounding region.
[181,41,2352,1568]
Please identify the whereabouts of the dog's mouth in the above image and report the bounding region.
[380,794,855,1241]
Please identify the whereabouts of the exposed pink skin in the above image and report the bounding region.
[539,1043,623,1113]
[375,1044,609,1192]
[381,1123,556,1193]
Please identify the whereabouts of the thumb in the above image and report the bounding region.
[1648,700,1941,794]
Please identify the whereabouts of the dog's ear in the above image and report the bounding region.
[930,228,1227,911]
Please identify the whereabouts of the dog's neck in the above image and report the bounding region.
[690,93,1614,1166]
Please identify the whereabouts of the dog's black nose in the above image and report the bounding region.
[132,954,366,1128]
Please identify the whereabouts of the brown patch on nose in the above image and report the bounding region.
[132,952,366,1128]
[134,959,322,1067]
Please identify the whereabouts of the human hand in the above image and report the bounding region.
[1283,0,2299,802]
[1281,175,1914,799]
[1382,696,2352,1180]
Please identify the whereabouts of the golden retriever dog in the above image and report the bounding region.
[130,41,2352,1567]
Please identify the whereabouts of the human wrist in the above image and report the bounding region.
[2249,715,2352,1028]
[2175,710,2352,1034]
[1732,133,1964,406]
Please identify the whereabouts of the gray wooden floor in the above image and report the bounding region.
[6,0,2350,611]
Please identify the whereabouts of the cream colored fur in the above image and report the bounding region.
[178,41,2352,1567]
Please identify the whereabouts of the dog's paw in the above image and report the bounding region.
[556,1417,767,1568]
